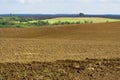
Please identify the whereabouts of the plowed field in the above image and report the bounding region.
[0,22,120,80]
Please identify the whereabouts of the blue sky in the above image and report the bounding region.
[0,0,120,14]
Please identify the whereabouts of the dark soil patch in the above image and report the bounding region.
[0,58,120,80]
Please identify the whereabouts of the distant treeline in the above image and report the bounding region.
[0,14,120,19]
[52,21,93,25]
[0,16,93,28]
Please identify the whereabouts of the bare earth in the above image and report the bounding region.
[0,22,120,80]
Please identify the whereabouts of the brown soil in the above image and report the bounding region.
[0,58,120,80]
[0,22,120,40]
[0,22,120,80]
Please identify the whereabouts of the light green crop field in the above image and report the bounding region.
[42,17,120,24]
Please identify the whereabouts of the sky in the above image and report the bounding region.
[0,0,120,14]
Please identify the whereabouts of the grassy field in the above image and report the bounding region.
[0,17,120,28]
[43,17,120,24]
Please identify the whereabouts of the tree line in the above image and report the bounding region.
[0,16,94,28]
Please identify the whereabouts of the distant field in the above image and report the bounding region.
[43,17,120,24]
[0,17,120,28]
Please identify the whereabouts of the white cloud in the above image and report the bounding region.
[18,0,120,4]
[19,0,25,4]
[19,0,43,4]
[19,0,93,3]
[99,0,109,2]
[76,0,94,2]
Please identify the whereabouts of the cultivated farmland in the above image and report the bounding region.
[0,22,120,80]
[43,17,120,24]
